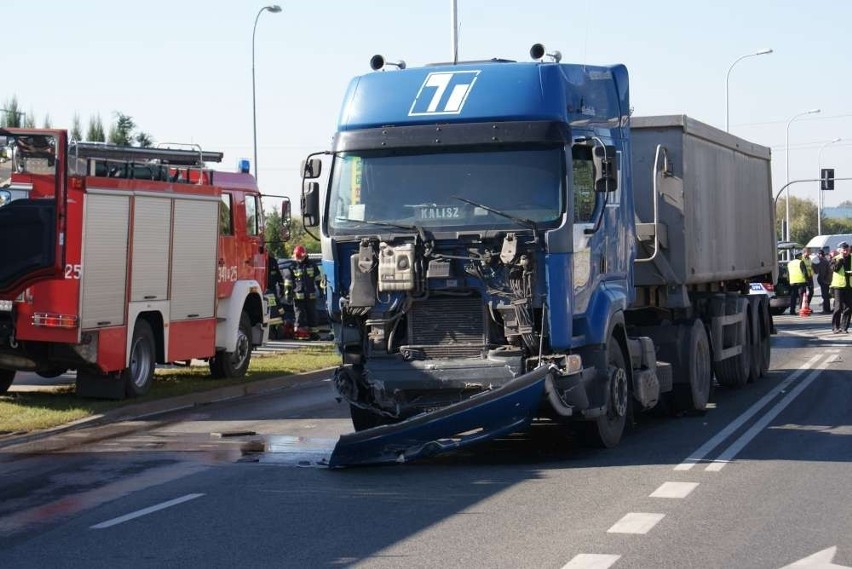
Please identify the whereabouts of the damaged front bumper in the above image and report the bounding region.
[328,364,556,468]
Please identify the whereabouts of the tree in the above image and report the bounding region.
[264,205,319,261]
[134,131,153,148]
[70,114,83,141]
[42,113,52,129]
[86,115,106,142]
[1,96,23,127]
[775,196,818,245]
[108,112,136,146]
[23,111,35,128]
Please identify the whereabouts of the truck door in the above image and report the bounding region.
[217,192,238,298]
[0,129,67,298]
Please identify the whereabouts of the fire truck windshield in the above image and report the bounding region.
[0,133,58,191]
[326,146,564,236]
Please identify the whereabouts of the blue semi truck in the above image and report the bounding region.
[301,45,776,467]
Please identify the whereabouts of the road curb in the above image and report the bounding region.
[0,368,334,453]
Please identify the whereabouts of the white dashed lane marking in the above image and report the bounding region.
[561,554,621,569]
[649,481,699,499]
[607,512,666,534]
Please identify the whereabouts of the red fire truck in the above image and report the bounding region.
[0,128,289,398]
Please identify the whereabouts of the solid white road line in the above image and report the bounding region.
[705,358,830,471]
[607,512,665,534]
[562,554,622,569]
[649,481,699,499]
[674,353,824,471]
[91,493,204,529]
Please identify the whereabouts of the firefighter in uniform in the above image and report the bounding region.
[282,245,323,340]
[787,253,809,315]
[830,242,852,333]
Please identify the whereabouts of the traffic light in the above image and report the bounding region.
[821,168,835,191]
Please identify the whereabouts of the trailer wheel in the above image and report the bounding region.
[122,320,156,398]
[714,296,750,389]
[0,369,15,394]
[757,300,771,377]
[672,319,712,413]
[209,311,252,379]
[580,337,629,449]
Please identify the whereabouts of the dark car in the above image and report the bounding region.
[273,255,331,339]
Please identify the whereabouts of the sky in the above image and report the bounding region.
[4,0,851,211]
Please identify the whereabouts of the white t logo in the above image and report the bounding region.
[409,71,480,116]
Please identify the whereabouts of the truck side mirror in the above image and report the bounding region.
[280,197,292,241]
[302,181,320,227]
[594,145,618,192]
[301,158,322,179]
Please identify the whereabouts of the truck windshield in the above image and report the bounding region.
[327,146,564,235]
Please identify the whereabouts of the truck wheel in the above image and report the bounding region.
[715,297,750,389]
[580,337,629,449]
[209,311,252,379]
[349,404,395,431]
[0,369,15,394]
[122,320,156,398]
[672,319,712,413]
[36,368,67,379]
[757,300,771,377]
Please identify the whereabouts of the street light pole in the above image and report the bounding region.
[725,49,772,133]
[252,4,282,182]
[785,108,821,241]
[817,137,842,236]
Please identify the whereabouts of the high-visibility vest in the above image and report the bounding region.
[831,255,851,289]
[787,258,807,285]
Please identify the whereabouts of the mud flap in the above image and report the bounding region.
[328,365,554,468]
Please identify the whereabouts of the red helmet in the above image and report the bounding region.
[293,245,307,261]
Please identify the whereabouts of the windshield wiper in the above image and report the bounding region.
[352,219,429,245]
[452,196,539,235]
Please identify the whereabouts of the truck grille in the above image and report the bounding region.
[403,295,485,359]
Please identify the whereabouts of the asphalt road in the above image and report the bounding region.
[0,313,850,568]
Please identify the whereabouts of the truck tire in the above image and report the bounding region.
[746,299,765,383]
[349,404,395,431]
[122,320,156,398]
[209,311,252,379]
[715,296,750,389]
[579,337,629,449]
[0,369,15,394]
[672,319,712,413]
[757,300,771,377]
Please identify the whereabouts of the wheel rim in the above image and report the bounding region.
[230,330,250,368]
[610,367,628,418]
[130,336,153,389]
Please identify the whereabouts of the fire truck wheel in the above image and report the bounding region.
[209,312,252,379]
[122,320,156,398]
[0,369,15,394]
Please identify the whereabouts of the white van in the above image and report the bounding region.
[804,234,852,256]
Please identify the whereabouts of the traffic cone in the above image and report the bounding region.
[799,289,812,317]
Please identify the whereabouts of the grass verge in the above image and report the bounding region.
[0,345,339,435]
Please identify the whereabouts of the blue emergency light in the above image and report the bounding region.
[238,159,251,174]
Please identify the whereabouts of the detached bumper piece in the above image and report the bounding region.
[328,365,554,468]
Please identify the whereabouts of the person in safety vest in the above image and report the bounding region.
[830,242,852,333]
[787,250,810,315]
[282,245,323,340]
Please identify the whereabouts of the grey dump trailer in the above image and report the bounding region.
[629,115,775,407]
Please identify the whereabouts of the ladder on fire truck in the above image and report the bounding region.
[69,142,224,183]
